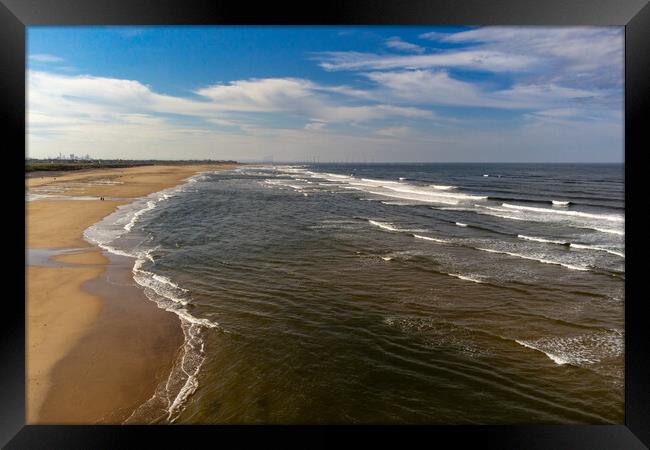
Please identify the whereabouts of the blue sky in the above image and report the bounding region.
[27,26,624,162]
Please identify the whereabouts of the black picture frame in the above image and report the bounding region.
[3,0,648,448]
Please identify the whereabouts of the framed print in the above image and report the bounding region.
[2,0,649,448]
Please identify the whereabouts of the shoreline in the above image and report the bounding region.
[26,163,236,423]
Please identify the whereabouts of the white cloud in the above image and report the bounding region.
[420,26,623,88]
[418,31,453,41]
[314,50,538,72]
[29,71,434,133]
[364,69,600,110]
[29,54,64,63]
[424,27,621,66]
[384,37,425,54]
[375,126,413,137]
[304,121,327,131]
[195,78,317,113]
[195,78,422,122]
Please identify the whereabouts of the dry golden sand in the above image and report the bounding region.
[26,164,235,423]
[27,201,123,248]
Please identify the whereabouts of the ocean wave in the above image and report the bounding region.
[473,205,527,221]
[517,235,624,257]
[369,190,458,205]
[570,243,625,258]
[476,247,589,271]
[360,177,400,185]
[514,331,623,367]
[124,200,158,232]
[303,171,484,205]
[132,260,189,306]
[412,234,450,244]
[383,185,486,202]
[501,203,623,223]
[590,227,624,236]
[517,234,569,245]
[381,201,421,206]
[368,219,400,232]
[486,196,572,207]
[448,273,484,283]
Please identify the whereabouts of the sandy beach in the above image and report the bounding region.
[26,163,236,423]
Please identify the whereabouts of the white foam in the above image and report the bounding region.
[476,247,589,271]
[412,234,450,244]
[360,177,399,185]
[517,234,568,245]
[449,273,484,283]
[368,220,399,232]
[125,317,214,424]
[124,200,157,232]
[324,173,350,179]
[384,185,486,202]
[501,203,623,222]
[132,260,189,306]
[591,227,624,236]
[381,201,419,206]
[263,180,305,190]
[473,205,526,221]
[370,190,458,205]
[552,200,570,206]
[517,235,624,257]
[515,340,569,365]
[308,170,483,205]
[515,332,623,367]
[570,243,625,258]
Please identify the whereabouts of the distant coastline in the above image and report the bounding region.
[25,159,238,173]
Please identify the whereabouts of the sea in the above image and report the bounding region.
[83,163,625,424]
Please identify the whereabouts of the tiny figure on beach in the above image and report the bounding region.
[100,197,104,201]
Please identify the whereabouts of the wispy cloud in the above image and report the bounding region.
[364,69,602,110]
[384,37,425,54]
[314,50,537,72]
[311,27,622,117]
[113,27,148,38]
[304,121,327,131]
[29,53,64,63]
[419,26,623,88]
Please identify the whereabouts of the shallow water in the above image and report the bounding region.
[86,163,624,424]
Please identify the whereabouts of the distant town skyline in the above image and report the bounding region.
[27,26,624,162]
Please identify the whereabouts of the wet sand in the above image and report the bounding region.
[36,252,184,423]
[26,163,236,423]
